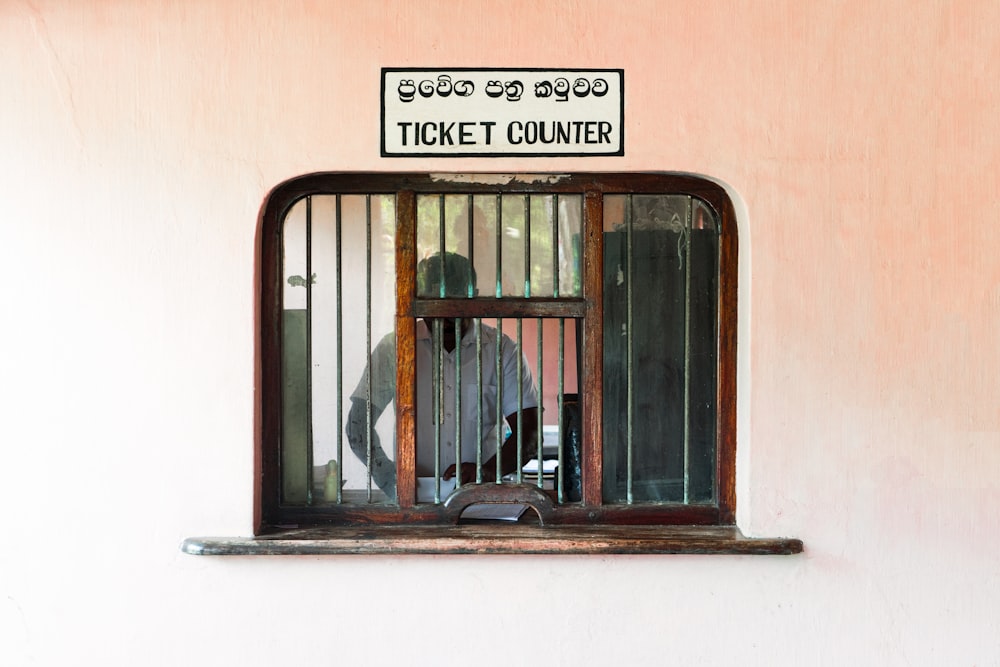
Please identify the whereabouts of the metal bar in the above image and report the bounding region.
[626,194,634,504]
[515,318,523,484]
[683,197,693,503]
[536,318,543,488]
[457,197,472,488]
[495,193,503,298]
[467,194,475,297]
[488,192,501,486]
[475,317,483,483]
[524,194,531,298]
[335,195,343,503]
[518,195,529,485]
[554,194,562,500]
[553,194,560,298]
[305,196,314,505]
[435,196,446,501]
[495,316,503,484]
[454,315,462,489]
[438,194,446,297]
[433,318,443,502]
[557,318,566,503]
[365,194,373,503]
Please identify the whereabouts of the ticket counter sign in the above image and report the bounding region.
[381,68,624,157]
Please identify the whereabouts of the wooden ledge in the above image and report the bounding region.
[182,525,802,556]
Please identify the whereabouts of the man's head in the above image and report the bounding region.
[416,252,478,298]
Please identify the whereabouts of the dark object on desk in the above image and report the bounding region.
[561,394,583,502]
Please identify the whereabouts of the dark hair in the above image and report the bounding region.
[416,252,477,297]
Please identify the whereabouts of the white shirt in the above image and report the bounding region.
[351,320,538,476]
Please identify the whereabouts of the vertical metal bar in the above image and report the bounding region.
[535,318,544,488]
[454,315,462,489]
[557,318,566,503]
[515,318,523,484]
[335,195,343,503]
[495,316,503,484]
[438,194,447,297]
[433,318,443,502]
[475,317,483,483]
[456,195,472,487]
[683,197,693,503]
[305,196,314,505]
[552,194,566,502]
[626,194,634,504]
[483,192,500,486]
[553,194,560,298]
[517,195,529,485]
[495,194,503,298]
[455,194,476,488]
[467,194,475,297]
[524,194,531,298]
[364,195,373,502]
[435,195,445,501]
[553,194,562,499]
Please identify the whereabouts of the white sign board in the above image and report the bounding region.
[381,68,624,157]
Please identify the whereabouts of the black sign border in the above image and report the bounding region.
[380,67,625,158]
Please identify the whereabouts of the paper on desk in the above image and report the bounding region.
[521,458,558,474]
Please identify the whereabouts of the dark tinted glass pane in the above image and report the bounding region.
[602,195,718,503]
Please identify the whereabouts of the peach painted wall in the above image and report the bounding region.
[2,1,997,665]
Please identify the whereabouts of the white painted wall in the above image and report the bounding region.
[2,1,998,664]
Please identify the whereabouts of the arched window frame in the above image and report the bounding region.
[181,172,801,555]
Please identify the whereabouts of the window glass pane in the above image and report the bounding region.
[281,194,397,506]
[411,191,581,501]
[410,315,578,502]
[602,195,718,503]
[416,194,581,299]
[281,198,310,504]
[416,194,477,296]
[556,195,583,297]
[685,198,719,502]
[528,195,583,298]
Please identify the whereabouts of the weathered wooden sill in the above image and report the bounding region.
[182,525,803,556]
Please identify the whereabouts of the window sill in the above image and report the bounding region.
[182,525,802,556]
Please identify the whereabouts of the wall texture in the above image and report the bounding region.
[2,1,997,664]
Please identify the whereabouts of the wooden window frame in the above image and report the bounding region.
[182,172,801,555]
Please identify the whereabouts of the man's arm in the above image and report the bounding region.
[444,406,539,483]
[490,336,542,480]
[494,406,540,478]
[345,333,397,494]
[443,329,540,484]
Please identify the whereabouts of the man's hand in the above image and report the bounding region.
[442,408,540,484]
[442,462,495,484]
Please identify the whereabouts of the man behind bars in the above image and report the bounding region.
[346,252,539,497]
